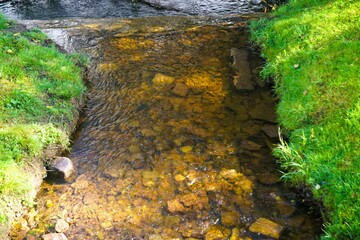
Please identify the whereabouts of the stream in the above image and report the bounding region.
[2,1,322,240]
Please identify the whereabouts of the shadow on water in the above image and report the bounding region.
[11,16,323,239]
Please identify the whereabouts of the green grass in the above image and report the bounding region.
[0,13,86,227]
[250,0,360,238]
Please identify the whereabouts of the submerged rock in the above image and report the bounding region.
[49,157,77,183]
[261,124,279,139]
[167,199,185,213]
[249,218,283,239]
[240,140,262,151]
[205,225,231,240]
[172,82,189,97]
[42,233,68,240]
[231,48,254,91]
[152,73,175,86]
[221,211,240,226]
[55,219,69,233]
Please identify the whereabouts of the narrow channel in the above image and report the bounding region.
[8,16,322,239]
[1,1,323,239]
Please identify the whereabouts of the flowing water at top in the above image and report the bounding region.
[0,0,264,20]
[11,16,322,239]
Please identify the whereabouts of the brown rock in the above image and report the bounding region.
[70,174,89,190]
[276,199,296,217]
[240,140,262,151]
[174,174,186,182]
[152,73,175,86]
[287,215,306,228]
[248,104,277,123]
[205,225,231,240]
[42,233,68,240]
[257,172,279,185]
[219,169,241,181]
[231,48,254,91]
[167,199,185,213]
[55,219,70,233]
[221,211,240,226]
[249,218,283,239]
[261,125,279,139]
[180,193,198,207]
[172,82,189,97]
[229,228,241,240]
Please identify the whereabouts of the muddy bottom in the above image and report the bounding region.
[12,16,322,239]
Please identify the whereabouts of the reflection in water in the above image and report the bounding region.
[0,0,263,20]
[13,17,322,239]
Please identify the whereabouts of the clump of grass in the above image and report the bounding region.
[0,12,86,231]
[250,0,360,239]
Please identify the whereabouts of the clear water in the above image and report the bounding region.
[0,0,263,20]
[11,17,322,239]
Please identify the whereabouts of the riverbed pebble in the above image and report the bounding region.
[55,219,69,233]
[249,217,283,239]
[153,73,175,86]
[167,199,185,213]
[42,233,68,240]
[172,82,189,97]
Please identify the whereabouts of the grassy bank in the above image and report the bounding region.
[0,13,86,234]
[250,0,359,238]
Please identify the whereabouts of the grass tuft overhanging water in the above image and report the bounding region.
[250,0,360,238]
[0,12,86,233]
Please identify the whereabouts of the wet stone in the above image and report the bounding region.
[219,169,241,181]
[231,48,254,91]
[172,82,189,97]
[287,215,306,228]
[257,172,279,185]
[240,140,262,151]
[152,73,175,86]
[175,174,186,182]
[205,225,231,240]
[167,199,185,213]
[70,174,89,190]
[180,193,198,207]
[100,221,113,230]
[276,199,297,217]
[248,104,277,123]
[249,218,283,239]
[229,228,241,240]
[49,157,77,183]
[103,167,125,179]
[261,124,279,139]
[221,211,240,226]
[55,219,70,233]
[42,233,68,240]
[180,146,193,153]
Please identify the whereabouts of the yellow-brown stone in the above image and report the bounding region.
[167,199,185,213]
[249,218,283,239]
[221,211,240,226]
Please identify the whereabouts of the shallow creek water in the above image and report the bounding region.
[12,16,322,239]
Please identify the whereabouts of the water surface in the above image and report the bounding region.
[0,0,263,20]
[14,17,322,239]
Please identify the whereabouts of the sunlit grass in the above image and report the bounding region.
[250,0,360,238]
[0,12,86,229]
